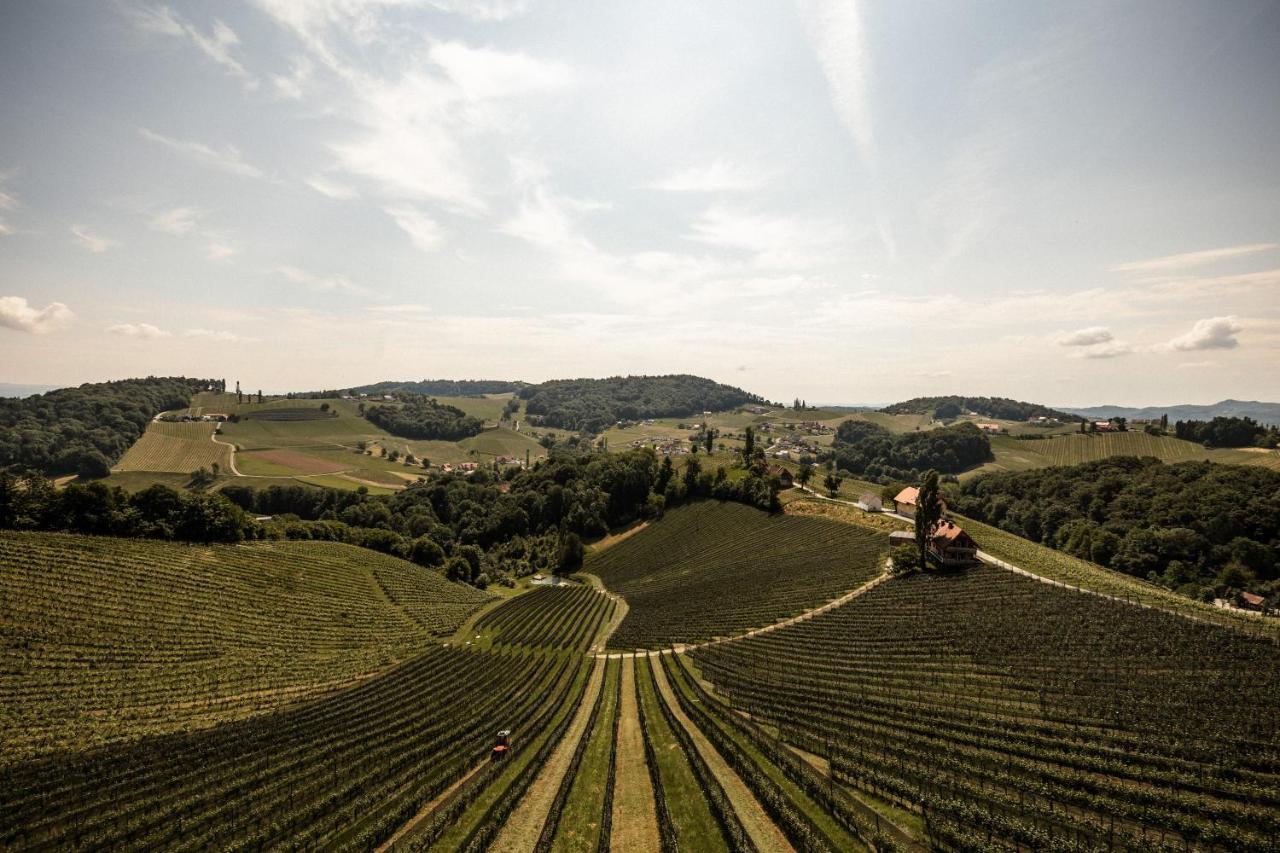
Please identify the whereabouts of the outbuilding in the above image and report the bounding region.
[893,487,919,517]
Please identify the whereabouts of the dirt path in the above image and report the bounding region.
[610,655,662,852]
[579,573,629,655]
[650,656,795,853]
[489,658,607,852]
[210,429,241,475]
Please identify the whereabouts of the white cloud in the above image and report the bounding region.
[1112,243,1278,273]
[1056,326,1113,347]
[426,0,532,21]
[686,205,843,267]
[1078,342,1134,359]
[384,205,445,252]
[429,41,572,101]
[206,241,237,261]
[185,327,241,342]
[305,174,360,200]
[272,57,313,100]
[70,225,116,253]
[0,296,73,334]
[107,322,171,339]
[0,180,18,236]
[125,4,256,88]
[1165,316,1244,351]
[648,159,767,193]
[277,264,367,294]
[149,207,202,235]
[139,128,264,179]
[796,0,874,168]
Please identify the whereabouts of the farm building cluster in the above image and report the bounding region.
[889,487,980,567]
[158,413,228,423]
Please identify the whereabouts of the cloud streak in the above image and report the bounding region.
[1112,243,1278,273]
[796,0,874,168]
[70,225,116,253]
[139,128,264,178]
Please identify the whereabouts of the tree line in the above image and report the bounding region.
[1173,416,1279,448]
[0,377,209,477]
[948,456,1280,604]
[1,447,783,589]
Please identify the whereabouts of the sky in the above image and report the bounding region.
[1,0,1278,406]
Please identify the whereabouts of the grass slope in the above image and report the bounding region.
[590,501,886,649]
[0,531,489,760]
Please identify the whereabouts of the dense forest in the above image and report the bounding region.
[1174,416,1279,448]
[363,395,485,440]
[1,448,782,588]
[949,457,1280,602]
[300,379,528,398]
[0,377,207,477]
[519,374,764,432]
[830,420,993,481]
[882,395,1072,421]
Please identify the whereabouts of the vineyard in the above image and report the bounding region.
[954,513,1280,641]
[113,420,230,473]
[472,584,615,651]
[691,564,1280,851]
[0,646,584,851]
[5,497,1280,850]
[0,531,489,759]
[588,501,886,648]
[978,431,1280,478]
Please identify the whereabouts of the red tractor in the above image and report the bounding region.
[492,729,511,760]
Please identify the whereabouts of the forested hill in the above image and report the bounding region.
[0,377,209,477]
[302,379,528,397]
[363,396,484,441]
[883,395,1073,421]
[518,374,765,432]
[950,457,1280,604]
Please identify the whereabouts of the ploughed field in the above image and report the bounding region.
[691,564,1280,851]
[589,501,886,649]
[0,531,489,759]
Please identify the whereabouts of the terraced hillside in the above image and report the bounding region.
[588,501,886,649]
[692,564,1280,850]
[0,531,489,759]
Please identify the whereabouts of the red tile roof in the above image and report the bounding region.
[895,486,919,506]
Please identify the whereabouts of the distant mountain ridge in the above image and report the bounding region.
[1061,399,1280,425]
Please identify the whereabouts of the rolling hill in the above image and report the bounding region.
[0,531,490,760]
